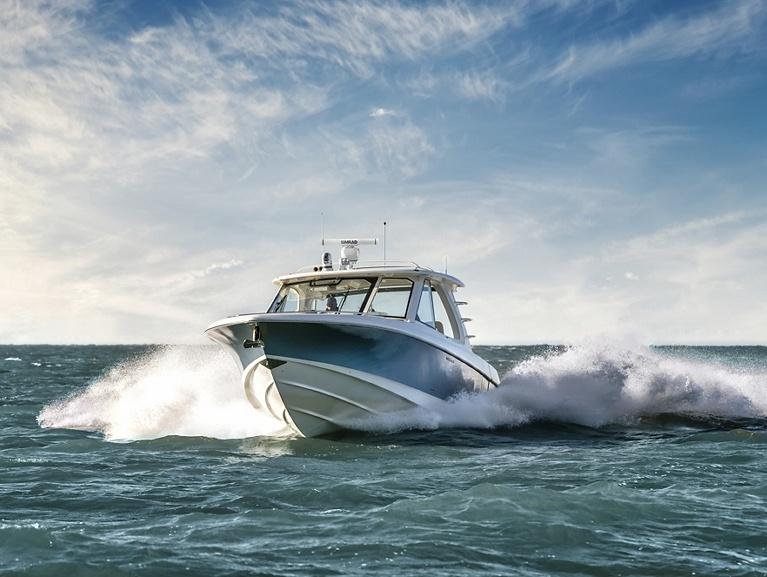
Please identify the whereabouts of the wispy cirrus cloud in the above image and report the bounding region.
[0,0,516,342]
[403,67,513,102]
[0,0,516,185]
[579,125,694,169]
[454,70,505,102]
[544,0,767,83]
[366,115,434,178]
[1,0,766,344]
[209,0,519,77]
[1,0,513,216]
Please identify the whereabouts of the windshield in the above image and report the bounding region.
[367,278,413,318]
[270,278,375,314]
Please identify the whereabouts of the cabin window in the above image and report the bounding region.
[432,287,456,339]
[416,282,436,327]
[270,278,374,313]
[417,280,456,339]
[368,278,413,318]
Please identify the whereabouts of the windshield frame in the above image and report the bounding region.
[268,277,377,314]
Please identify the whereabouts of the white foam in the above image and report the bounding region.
[4,357,22,361]
[38,342,767,440]
[38,346,292,442]
[353,341,767,433]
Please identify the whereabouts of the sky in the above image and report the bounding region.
[1,0,766,345]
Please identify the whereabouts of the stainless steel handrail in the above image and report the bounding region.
[293,261,429,273]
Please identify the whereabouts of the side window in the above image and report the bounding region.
[273,287,300,312]
[368,278,413,318]
[432,287,456,339]
[416,281,436,327]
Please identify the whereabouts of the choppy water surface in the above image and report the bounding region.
[2,344,767,576]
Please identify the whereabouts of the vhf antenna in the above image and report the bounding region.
[383,221,387,264]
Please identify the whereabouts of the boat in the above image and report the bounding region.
[205,238,500,437]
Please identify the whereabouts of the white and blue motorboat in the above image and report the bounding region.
[206,239,499,437]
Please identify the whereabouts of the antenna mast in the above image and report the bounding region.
[383,221,387,264]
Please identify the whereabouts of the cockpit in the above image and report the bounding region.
[268,274,465,341]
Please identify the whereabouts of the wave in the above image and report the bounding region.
[38,342,767,441]
[38,346,291,441]
[353,341,767,433]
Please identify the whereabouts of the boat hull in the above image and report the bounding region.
[207,315,497,437]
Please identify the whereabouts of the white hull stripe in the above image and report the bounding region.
[267,355,443,407]
[288,406,345,426]
[278,379,388,414]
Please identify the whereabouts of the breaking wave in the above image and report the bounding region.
[38,346,291,441]
[38,342,767,441]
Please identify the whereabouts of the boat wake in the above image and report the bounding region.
[353,342,767,433]
[38,342,767,441]
[38,346,292,441]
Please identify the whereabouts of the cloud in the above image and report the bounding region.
[544,0,767,83]
[0,0,510,202]
[404,68,507,102]
[0,0,513,194]
[472,211,767,345]
[454,70,504,102]
[366,118,434,178]
[369,107,397,118]
[195,259,246,279]
[1,0,516,343]
[209,0,518,77]
[613,211,754,260]
[579,125,694,169]
[1,0,765,345]
[680,73,759,101]
[597,212,766,339]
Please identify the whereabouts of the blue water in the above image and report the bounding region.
[2,344,767,576]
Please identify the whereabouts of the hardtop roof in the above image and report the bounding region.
[273,264,465,288]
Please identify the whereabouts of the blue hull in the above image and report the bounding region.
[207,316,497,436]
[258,321,493,401]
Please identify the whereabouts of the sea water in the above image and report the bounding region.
[1,343,766,576]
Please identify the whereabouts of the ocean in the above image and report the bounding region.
[1,343,766,576]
